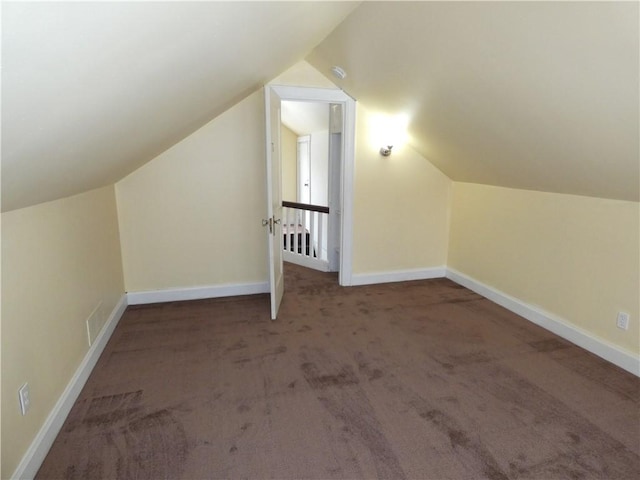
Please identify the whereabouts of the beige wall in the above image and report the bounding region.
[281,125,298,202]
[352,105,452,274]
[116,91,268,292]
[270,60,337,88]
[448,183,640,354]
[1,185,125,478]
[117,63,454,292]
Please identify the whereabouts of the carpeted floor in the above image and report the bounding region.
[37,264,639,479]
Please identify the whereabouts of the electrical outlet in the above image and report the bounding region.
[616,312,630,331]
[19,383,31,415]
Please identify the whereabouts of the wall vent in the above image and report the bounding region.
[86,301,104,346]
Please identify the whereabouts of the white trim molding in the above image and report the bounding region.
[127,281,269,305]
[283,251,330,272]
[12,295,129,480]
[269,85,356,287]
[446,268,640,377]
[351,266,447,286]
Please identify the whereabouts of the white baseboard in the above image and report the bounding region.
[12,295,128,480]
[283,251,330,272]
[446,268,639,377]
[351,266,446,286]
[127,281,269,305]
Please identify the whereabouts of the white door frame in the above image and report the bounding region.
[296,134,311,223]
[269,85,355,286]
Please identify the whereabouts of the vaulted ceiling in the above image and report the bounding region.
[1,1,358,211]
[2,1,638,212]
[307,1,639,202]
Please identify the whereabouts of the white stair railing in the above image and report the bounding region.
[282,201,329,271]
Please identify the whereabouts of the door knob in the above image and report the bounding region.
[262,217,280,235]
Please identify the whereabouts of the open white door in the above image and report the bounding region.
[264,86,284,320]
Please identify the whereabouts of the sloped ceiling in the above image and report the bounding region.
[3,2,638,213]
[1,1,358,212]
[307,1,639,202]
[282,101,330,136]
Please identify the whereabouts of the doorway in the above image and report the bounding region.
[264,85,356,319]
[281,100,340,273]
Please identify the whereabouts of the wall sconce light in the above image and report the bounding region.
[370,113,409,158]
[380,145,393,157]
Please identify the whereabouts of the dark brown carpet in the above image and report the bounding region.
[37,264,639,479]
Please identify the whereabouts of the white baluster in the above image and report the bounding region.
[317,212,324,261]
[301,209,307,256]
[282,207,288,251]
[294,209,300,255]
[285,208,294,252]
[309,211,317,259]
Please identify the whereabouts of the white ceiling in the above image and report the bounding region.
[307,1,639,201]
[1,1,358,211]
[281,101,330,136]
[2,1,638,212]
